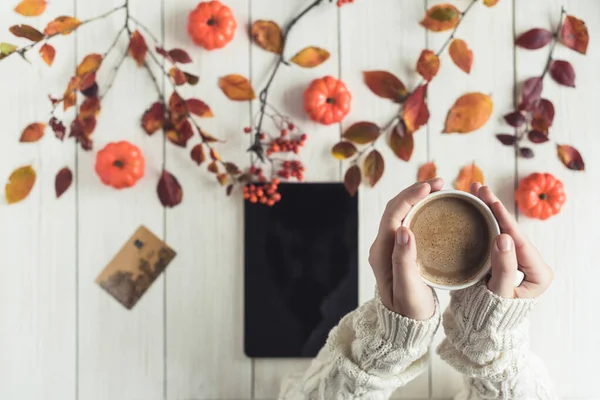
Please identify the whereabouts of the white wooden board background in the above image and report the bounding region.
[0,0,598,399]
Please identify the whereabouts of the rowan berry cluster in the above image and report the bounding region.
[242,178,281,206]
[277,160,305,181]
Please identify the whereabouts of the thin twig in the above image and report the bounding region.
[541,6,566,79]
[100,47,129,100]
[129,15,161,44]
[141,61,164,102]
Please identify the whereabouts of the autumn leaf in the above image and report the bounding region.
[128,30,147,67]
[226,184,234,196]
[560,15,589,55]
[168,48,192,64]
[14,0,46,16]
[141,102,165,135]
[190,144,205,165]
[503,111,525,127]
[79,97,101,120]
[416,49,440,81]
[363,149,384,187]
[0,43,17,59]
[216,174,228,186]
[388,122,413,162]
[200,130,223,143]
[168,92,186,125]
[157,170,183,207]
[80,73,98,97]
[342,121,380,144]
[417,162,437,182]
[20,122,45,142]
[483,0,500,6]
[219,74,256,101]
[444,92,493,134]
[169,67,187,85]
[76,53,102,76]
[531,98,554,132]
[519,147,534,158]
[449,39,473,74]
[224,162,241,174]
[186,98,213,117]
[209,148,220,161]
[5,165,36,204]
[454,163,484,192]
[44,16,81,36]
[290,47,330,68]
[515,28,553,50]
[344,165,361,197]
[49,117,65,140]
[251,20,283,54]
[557,144,585,170]
[39,43,55,66]
[363,71,407,102]
[55,167,72,198]
[496,133,517,145]
[527,130,548,143]
[420,4,460,32]
[10,25,44,42]
[207,161,219,173]
[549,60,576,87]
[403,84,429,133]
[184,72,199,86]
[166,119,193,147]
[519,77,543,111]
[331,141,357,160]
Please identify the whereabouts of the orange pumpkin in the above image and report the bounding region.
[95,141,145,189]
[515,172,566,220]
[188,1,237,50]
[304,76,352,125]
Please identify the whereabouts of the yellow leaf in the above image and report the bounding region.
[0,43,18,57]
[44,16,81,36]
[5,165,36,204]
[483,0,500,6]
[14,0,47,16]
[76,53,102,76]
[449,39,473,74]
[290,47,330,68]
[219,74,256,101]
[251,20,283,54]
[444,92,493,134]
[454,163,484,192]
[331,141,357,160]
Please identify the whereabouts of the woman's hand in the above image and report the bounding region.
[368,178,444,320]
[470,183,554,299]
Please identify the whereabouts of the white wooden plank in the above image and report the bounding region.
[250,0,341,397]
[76,0,165,399]
[515,0,600,397]
[340,0,430,398]
[426,0,516,396]
[164,0,252,398]
[0,1,76,399]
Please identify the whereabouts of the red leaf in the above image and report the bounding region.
[169,67,187,86]
[55,167,72,198]
[344,165,361,196]
[519,147,534,158]
[186,98,213,117]
[207,161,219,173]
[166,119,193,147]
[420,4,460,32]
[169,92,187,125]
[519,77,543,111]
[79,96,101,119]
[224,162,241,175]
[363,149,384,187]
[342,121,380,144]
[363,71,407,102]
[69,118,84,139]
[549,60,576,87]
[388,122,413,162]
[448,38,473,74]
[168,48,192,64]
[557,144,585,170]
[417,161,437,182]
[10,24,44,42]
[532,98,555,131]
[128,30,148,67]
[226,184,234,196]
[560,15,589,55]
[403,85,429,133]
[528,130,549,143]
[416,49,440,82]
[156,46,170,60]
[157,170,183,207]
[39,43,55,66]
[20,122,45,143]
[515,28,553,49]
[49,117,65,140]
[496,134,517,145]
[503,111,525,127]
[141,102,166,135]
[190,144,205,165]
[209,148,220,161]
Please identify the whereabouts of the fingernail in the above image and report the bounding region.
[496,235,512,252]
[396,228,410,245]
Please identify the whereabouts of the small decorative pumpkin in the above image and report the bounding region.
[515,172,566,220]
[95,141,145,189]
[188,1,237,50]
[304,76,352,125]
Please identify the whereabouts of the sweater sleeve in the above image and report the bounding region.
[278,290,441,400]
[436,281,557,400]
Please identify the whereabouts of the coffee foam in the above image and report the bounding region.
[409,196,493,286]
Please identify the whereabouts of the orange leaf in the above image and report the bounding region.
[557,144,585,171]
[14,0,46,16]
[388,123,413,162]
[560,15,588,55]
[39,43,55,66]
[76,53,102,76]
[363,149,384,187]
[217,173,228,186]
[80,97,101,119]
[219,74,256,101]
[157,170,182,208]
[200,130,223,143]
[141,102,166,135]
[186,98,213,117]
[444,92,493,134]
[344,165,361,197]
[20,122,45,142]
[483,0,500,6]
[190,144,205,165]
[210,148,220,161]
[251,20,283,54]
[363,71,407,102]
[64,91,76,111]
[290,47,330,68]
[454,163,484,192]
[342,121,380,144]
[128,30,148,67]
[331,141,357,160]
[55,167,72,198]
[44,16,81,36]
[420,4,460,32]
[10,25,44,42]
[403,84,429,133]
[417,161,437,182]
[416,49,440,82]
[5,165,36,204]
[207,161,219,173]
[449,39,473,74]
[169,67,187,85]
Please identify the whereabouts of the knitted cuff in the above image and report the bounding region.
[375,290,441,348]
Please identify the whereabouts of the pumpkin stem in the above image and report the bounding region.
[113,160,124,168]
[326,97,334,104]
[539,193,547,200]
[207,17,216,26]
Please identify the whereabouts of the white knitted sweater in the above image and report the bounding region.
[279,281,556,400]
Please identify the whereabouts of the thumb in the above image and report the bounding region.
[392,227,422,285]
[488,234,518,298]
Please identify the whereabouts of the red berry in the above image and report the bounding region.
[259,133,266,140]
[281,129,288,137]
[250,195,257,203]
[267,199,275,206]
[272,178,280,185]
[301,134,307,141]
[288,123,295,130]
[273,193,281,201]
[244,126,251,133]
